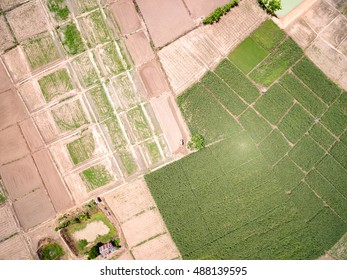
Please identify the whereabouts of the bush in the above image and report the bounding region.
[38,243,64,260]
[77,239,88,252]
[203,0,239,25]
[188,134,205,150]
[88,242,103,260]
[257,0,282,15]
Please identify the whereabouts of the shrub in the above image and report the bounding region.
[203,0,239,25]
[47,0,70,20]
[188,134,205,150]
[88,242,103,260]
[0,193,5,203]
[38,243,64,260]
[257,0,282,15]
[77,239,88,252]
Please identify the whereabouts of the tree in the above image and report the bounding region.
[188,134,205,150]
[258,0,282,15]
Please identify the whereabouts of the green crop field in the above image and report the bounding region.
[145,20,347,259]
[57,22,85,55]
[67,133,95,165]
[80,164,113,191]
[99,41,126,76]
[87,85,114,121]
[72,52,99,88]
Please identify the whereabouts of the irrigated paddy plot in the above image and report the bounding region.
[146,19,347,260]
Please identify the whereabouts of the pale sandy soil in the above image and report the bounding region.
[72,220,110,243]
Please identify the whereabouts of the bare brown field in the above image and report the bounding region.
[110,0,142,35]
[0,89,29,131]
[0,204,18,241]
[338,38,347,56]
[33,110,61,143]
[132,233,180,260]
[0,155,44,199]
[7,1,48,42]
[0,125,29,166]
[13,188,56,230]
[0,61,12,93]
[19,118,45,152]
[18,80,46,112]
[320,15,347,47]
[0,15,15,53]
[138,59,170,98]
[0,0,26,11]
[1,47,31,81]
[136,0,194,48]
[287,19,316,49]
[125,31,154,66]
[183,0,230,19]
[116,251,134,260]
[104,179,155,223]
[33,149,74,213]
[121,208,167,248]
[0,234,32,260]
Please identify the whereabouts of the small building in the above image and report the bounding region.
[99,242,115,258]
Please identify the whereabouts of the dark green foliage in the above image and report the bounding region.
[273,156,304,191]
[214,59,259,103]
[288,136,325,172]
[47,0,70,20]
[279,73,326,117]
[38,243,64,260]
[340,131,347,146]
[293,58,341,105]
[0,193,6,203]
[88,243,102,260]
[59,23,85,55]
[278,104,313,144]
[250,38,303,86]
[321,93,347,136]
[201,71,246,116]
[202,0,239,25]
[238,108,272,143]
[330,141,347,169]
[250,19,285,51]
[228,37,268,74]
[188,134,205,150]
[257,0,282,15]
[254,83,294,125]
[77,239,88,252]
[308,123,336,150]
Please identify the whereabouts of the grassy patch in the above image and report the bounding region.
[37,243,64,260]
[0,193,6,203]
[52,99,89,132]
[81,165,113,191]
[47,0,70,20]
[112,73,137,109]
[293,58,341,105]
[238,108,272,143]
[38,68,73,102]
[250,19,285,51]
[279,73,326,117]
[214,59,259,103]
[57,22,85,55]
[329,232,347,259]
[259,129,290,165]
[99,41,126,76]
[308,123,336,150]
[101,117,127,150]
[177,83,241,144]
[67,133,95,165]
[126,106,152,141]
[145,141,162,165]
[118,148,138,176]
[201,71,246,116]
[288,136,325,172]
[229,37,268,74]
[273,156,304,191]
[72,52,99,87]
[23,32,60,70]
[254,83,294,125]
[321,93,347,136]
[72,0,98,14]
[329,141,347,169]
[278,104,313,144]
[250,38,303,87]
[87,85,114,121]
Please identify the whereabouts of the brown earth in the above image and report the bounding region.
[18,80,46,112]
[0,15,15,53]
[125,31,155,66]
[33,149,74,213]
[0,61,12,93]
[6,1,48,42]
[19,118,45,153]
[0,89,29,131]
[1,46,31,82]
[110,0,142,35]
[320,15,347,47]
[0,204,19,241]
[0,234,32,260]
[286,19,317,49]
[183,0,230,19]
[0,155,44,199]
[116,251,134,260]
[132,233,180,260]
[138,59,170,98]
[0,125,29,166]
[136,0,195,48]
[13,188,56,231]
[0,0,27,11]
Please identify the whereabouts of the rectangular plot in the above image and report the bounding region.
[329,141,347,169]
[143,140,163,166]
[238,108,272,144]
[71,0,98,15]
[321,93,347,136]
[290,182,324,221]
[66,133,95,165]
[126,105,152,142]
[86,85,114,122]
[293,57,341,105]
[100,116,127,150]
[56,22,85,55]
[80,163,114,191]
[229,37,269,74]
[250,39,303,87]
[116,147,139,176]
[288,136,325,172]
[214,59,259,103]
[279,73,327,117]
[254,83,294,125]
[177,83,241,144]
[51,99,89,132]
[46,0,71,23]
[273,156,304,192]
[341,131,347,146]
[72,52,99,88]
[96,41,126,76]
[0,234,32,260]
[110,73,139,110]
[250,19,285,51]
[306,170,347,221]
[200,71,246,116]
[316,155,347,198]
[308,123,336,150]
[0,205,18,241]
[259,129,290,165]
[278,104,314,144]
[38,68,74,102]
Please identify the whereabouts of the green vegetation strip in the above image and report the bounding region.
[80,164,113,191]
[202,0,239,25]
[67,133,95,165]
[58,23,85,55]
[87,85,114,121]
[47,0,70,20]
